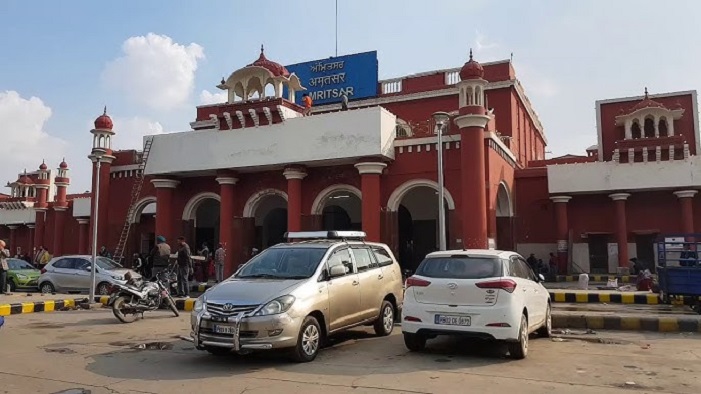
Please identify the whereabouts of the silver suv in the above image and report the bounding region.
[188,231,404,362]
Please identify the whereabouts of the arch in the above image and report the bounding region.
[182,192,222,221]
[243,188,289,218]
[264,79,276,98]
[643,115,655,138]
[631,119,642,139]
[659,116,668,137]
[311,184,362,215]
[387,179,456,212]
[495,181,513,217]
[129,196,157,224]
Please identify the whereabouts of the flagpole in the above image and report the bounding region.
[335,0,338,57]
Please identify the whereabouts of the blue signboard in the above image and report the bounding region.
[284,51,379,105]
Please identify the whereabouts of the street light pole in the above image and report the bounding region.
[432,111,450,251]
[89,159,101,302]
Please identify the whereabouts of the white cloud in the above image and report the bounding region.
[110,116,166,151]
[474,30,497,51]
[0,91,69,187]
[199,89,227,105]
[101,33,205,111]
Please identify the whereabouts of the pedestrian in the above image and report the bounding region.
[302,93,313,116]
[198,242,210,282]
[214,243,225,283]
[526,253,538,272]
[34,245,50,268]
[176,236,193,298]
[340,91,349,111]
[0,240,11,295]
[132,253,143,275]
[99,246,112,259]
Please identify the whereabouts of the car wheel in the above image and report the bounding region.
[291,316,322,363]
[537,303,552,338]
[205,346,231,356]
[97,282,111,296]
[373,300,395,336]
[508,314,529,359]
[8,280,16,292]
[403,332,427,352]
[40,282,55,294]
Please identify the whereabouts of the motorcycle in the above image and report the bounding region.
[108,267,180,323]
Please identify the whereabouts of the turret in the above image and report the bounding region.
[54,159,70,208]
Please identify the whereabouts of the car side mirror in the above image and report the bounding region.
[328,265,346,278]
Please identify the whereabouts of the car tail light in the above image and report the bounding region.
[404,316,422,322]
[476,279,517,293]
[405,277,431,289]
[40,268,47,274]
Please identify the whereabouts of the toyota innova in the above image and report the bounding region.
[187,231,404,362]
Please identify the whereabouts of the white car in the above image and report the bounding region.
[401,249,551,359]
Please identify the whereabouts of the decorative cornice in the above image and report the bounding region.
[454,114,491,129]
[77,218,90,225]
[88,153,116,164]
[151,179,180,189]
[355,162,387,175]
[215,176,239,185]
[550,196,572,204]
[6,225,19,230]
[26,224,35,229]
[283,168,307,180]
[674,190,698,199]
[609,193,631,201]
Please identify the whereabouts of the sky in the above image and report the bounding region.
[1,0,700,193]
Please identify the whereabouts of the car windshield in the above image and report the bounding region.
[236,247,327,279]
[96,257,122,270]
[8,259,34,270]
[415,256,502,279]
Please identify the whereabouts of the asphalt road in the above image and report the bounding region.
[1,308,700,394]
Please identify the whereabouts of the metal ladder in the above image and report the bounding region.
[113,136,154,264]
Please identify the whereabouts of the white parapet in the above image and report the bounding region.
[144,107,397,176]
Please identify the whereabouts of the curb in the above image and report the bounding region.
[0,298,83,316]
[94,296,196,312]
[549,291,700,305]
[553,275,639,283]
[552,314,701,333]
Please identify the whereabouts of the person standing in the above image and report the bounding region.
[340,91,349,111]
[150,236,171,279]
[132,253,143,276]
[34,246,49,268]
[214,243,225,283]
[302,93,313,116]
[198,242,210,282]
[176,236,193,298]
[0,240,11,295]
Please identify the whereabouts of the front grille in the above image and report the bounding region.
[200,328,259,338]
[206,302,259,317]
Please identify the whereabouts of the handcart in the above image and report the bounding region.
[656,234,701,314]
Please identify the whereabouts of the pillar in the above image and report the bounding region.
[53,208,68,257]
[355,162,387,242]
[609,193,631,269]
[216,173,238,277]
[26,225,35,256]
[89,156,114,251]
[8,225,18,256]
[283,168,307,233]
[34,210,46,250]
[77,218,90,255]
[151,179,180,246]
[550,196,572,274]
[673,190,697,234]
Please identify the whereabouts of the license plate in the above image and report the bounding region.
[213,325,236,334]
[435,315,471,326]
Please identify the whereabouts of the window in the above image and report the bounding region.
[236,247,327,279]
[415,256,502,279]
[52,258,74,269]
[371,247,394,267]
[326,247,354,276]
[7,259,33,270]
[515,258,537,281]
[509,258,529,279]
[351,247,377,272]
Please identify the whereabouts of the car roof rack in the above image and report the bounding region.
[284,231,367,241]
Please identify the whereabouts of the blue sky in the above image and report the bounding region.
[1,0,700,192]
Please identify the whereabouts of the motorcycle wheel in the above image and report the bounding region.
[112,296,138,323]
[167,296,180,317]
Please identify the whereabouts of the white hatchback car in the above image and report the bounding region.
[401,249,551,359]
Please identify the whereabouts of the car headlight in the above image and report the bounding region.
[16,274,28,280]
[255,295,296,316]
[111,275,124,281]
[194,295,206,312]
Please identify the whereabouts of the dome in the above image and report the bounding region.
[39,160,47,170]
[460,49,484,80]
[94,106,113,130]
[59,158,68,169]
[247,45,290,78]
[623,88,668,115]
[17,173,33,185]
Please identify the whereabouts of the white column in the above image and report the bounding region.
[625,119,632,139]
[654,115,659,138]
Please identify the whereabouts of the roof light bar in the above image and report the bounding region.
[284,231,367,240]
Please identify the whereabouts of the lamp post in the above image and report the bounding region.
[89,156,103,303]
[432,111,450,251]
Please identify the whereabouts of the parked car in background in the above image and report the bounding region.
[7,258,41,292]
[188,231,404,362]
[38,255,141,295]
[401,249,551,359]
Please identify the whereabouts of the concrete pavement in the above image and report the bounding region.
[1,308,700,393]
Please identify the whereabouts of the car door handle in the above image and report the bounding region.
[352,281,359,286]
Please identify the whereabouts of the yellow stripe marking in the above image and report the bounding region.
[44,300,55,312]
[99,296,109,305]
[585,316,605,329]
[646,294,659,305]
[620,317,641,331]
[183,299,195,311]
[575,293,589,303]
[64,299,75,308]
[599,293,611,303]
[621,294,635,304]
[658,317,679,332]
[21,302,35,313]
[554,293,566,303]
[0,304,10,316]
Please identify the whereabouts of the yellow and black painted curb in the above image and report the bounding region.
[0,298,80,316]
[549,291,700,305]
[554,275,639,283]
[552,314,701,333]
[94,296,196,312]
[191,283,212,293]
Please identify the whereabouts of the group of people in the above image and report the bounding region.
[300,91,349,116]
[526,253,558,278]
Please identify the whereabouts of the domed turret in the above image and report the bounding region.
[248,45,291,78]
[94,106,113,130]
[459,49,485,81]
[59,158,68,169]
[39,160,47,170]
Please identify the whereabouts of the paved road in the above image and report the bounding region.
[1,309,700,394]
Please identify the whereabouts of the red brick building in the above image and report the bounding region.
[0,47,695,276]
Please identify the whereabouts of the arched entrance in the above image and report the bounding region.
[129,197,157,257]
[182,193,221,252]
[312,185,362,231]
[495,182,514,251]
[245,190,288,250]
[388,180,455,272]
